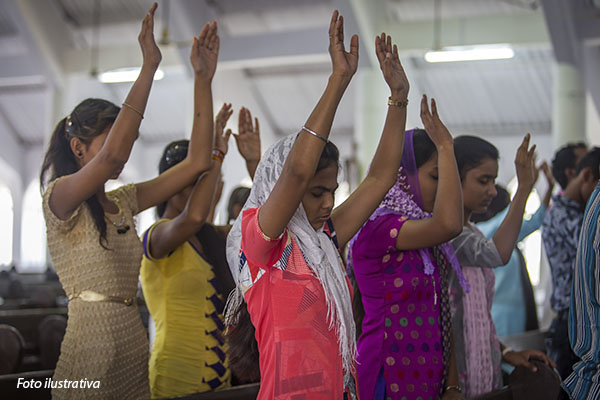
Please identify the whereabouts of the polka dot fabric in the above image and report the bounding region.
[352,214,445,400]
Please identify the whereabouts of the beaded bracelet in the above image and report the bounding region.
[212,149,225,163]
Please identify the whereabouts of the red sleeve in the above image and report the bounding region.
[241,207,289,269]
[353,213,409,258]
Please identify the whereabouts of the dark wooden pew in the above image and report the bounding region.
[166,383,260,400]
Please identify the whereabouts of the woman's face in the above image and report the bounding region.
[417,152,438,213]
[302,163,339,230]
[461,157,499,215]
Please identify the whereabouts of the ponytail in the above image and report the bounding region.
[40,99,120,248]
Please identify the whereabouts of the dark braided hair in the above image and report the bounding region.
[40,98,121,248]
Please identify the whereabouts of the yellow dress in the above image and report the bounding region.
[140,220,231,399]
[43,178,149,399]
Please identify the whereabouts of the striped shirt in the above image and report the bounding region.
[563,182,600,399]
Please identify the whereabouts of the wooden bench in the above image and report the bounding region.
[164,383,260,400]
[500,329,547,352]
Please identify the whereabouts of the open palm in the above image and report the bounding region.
[190,20,219,80]
[235,107,261,163]
[420,95,453,148]
[328,10,359,82]
[138,3,162,68]
[375,33,409,97]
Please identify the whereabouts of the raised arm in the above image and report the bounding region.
[147,115,231,259]
[234,107,262,179]
[331,32,408,246]
[50,3,161,220]
[540,161,555,208]
[258,10,358,239]
[395,96,463,250]
[492,134,536,263]
[206,103,233,223]
[135,20,219,212]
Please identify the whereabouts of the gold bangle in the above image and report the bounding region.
[445,385,462,393]
[122,102,144,119]
[387,97,409,108]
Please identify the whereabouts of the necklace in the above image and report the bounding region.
[104,196,130,234]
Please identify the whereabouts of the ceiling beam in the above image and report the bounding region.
[385,13,549,54]
[541,0,600,117]
[62,43,183,75]
[9,0,74,90]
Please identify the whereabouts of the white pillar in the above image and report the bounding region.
[552,62,586,147]
[354,69,388,179]
[586,92,600,146]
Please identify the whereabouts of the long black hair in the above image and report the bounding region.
[156,140,236,307]
[227,140,340,383]
[40,98,121,248]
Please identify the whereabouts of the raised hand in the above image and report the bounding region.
[328,10,359,84]
[138,2,162,69]
[214,107,232,156]
[234,107,261,164]
[420,95,453,148]
[540,161,556,187]
[515,133,537,192]
[190,20,219,81]
[215,102,233,142]
[375,33,409,99]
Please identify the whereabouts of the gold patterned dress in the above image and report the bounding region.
[43,178,149,399]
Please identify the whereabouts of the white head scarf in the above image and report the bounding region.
[225,133,356,383]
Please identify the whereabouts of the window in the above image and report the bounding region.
[0,183,13,269]
[507,178,543,285]
[20,180,46,272]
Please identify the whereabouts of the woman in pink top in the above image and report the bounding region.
[225,12,410,399]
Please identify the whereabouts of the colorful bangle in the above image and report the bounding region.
[212,149,225,163]
[387,96,409,108]
[121,102,144,119]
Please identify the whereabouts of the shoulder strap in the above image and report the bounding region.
[324,218,341,253]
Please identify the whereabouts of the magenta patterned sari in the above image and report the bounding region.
[348,130,468,400]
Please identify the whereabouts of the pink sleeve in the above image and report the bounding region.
[353,213,409,258]
[241,207,288,269]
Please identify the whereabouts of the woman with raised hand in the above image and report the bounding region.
[349,95,466,400]
[234,106,261,180]
[449,135,555,398]
[207,104,262,225]
[225,14,409,399]
[140,39,236,400]
[40,4,214,398]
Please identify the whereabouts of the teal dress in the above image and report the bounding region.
[476,205,545,337]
